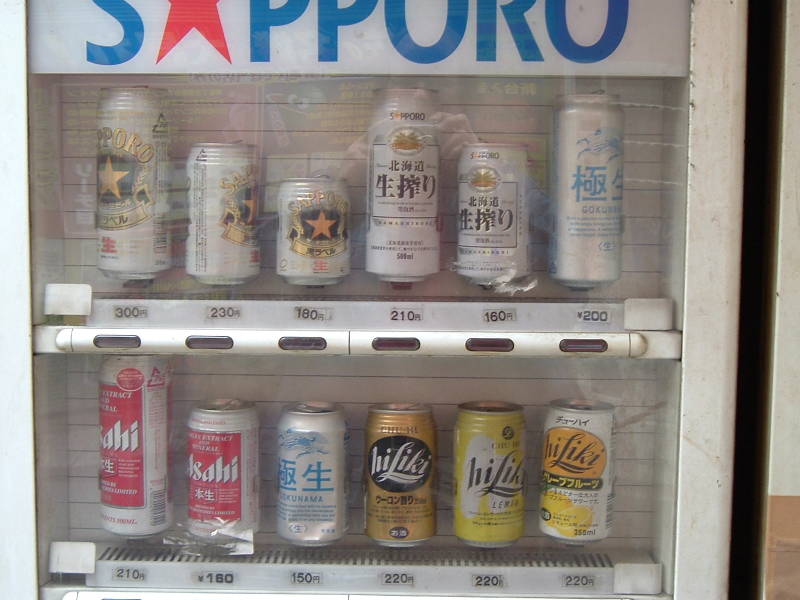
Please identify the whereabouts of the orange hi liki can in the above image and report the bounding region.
[364,403,437,546]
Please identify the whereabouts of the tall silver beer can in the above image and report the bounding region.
[539,398,615,544]
[549,94,624,290]
[99,356,172,536]
[277,402,349,546]
[187,399,260,539]
[276,177,351,286]
[366,89,441,284]
[186,143,261,285]
[457,144,531,286]
[96,87,171,280]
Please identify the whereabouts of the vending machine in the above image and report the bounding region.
[1,1,747,599]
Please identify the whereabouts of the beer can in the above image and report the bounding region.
[96,87,171,280]
[454,401,526,547]
[539,398,615,543]
[549,93,624,290]
[186,143,261,285]
[366,88,441,283]
[276,177,351,286]
[99,356,172,536]
[187,399,260,538]
[457,144,531,286]
[365,403,436,546]
[277,402,349,545]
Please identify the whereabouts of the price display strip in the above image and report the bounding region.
[84,544,662,595]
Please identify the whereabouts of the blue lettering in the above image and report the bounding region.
[385,0,468,64]
[477,0,542,62]
[86,0,144,66]
[251,0,311,62]
[319,0,378,62]
[546,0,629,63]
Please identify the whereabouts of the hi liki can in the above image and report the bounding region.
[549,93,624,290]
[99,356,172,537]
[457,144,531,286]
[96,87,171,280]
[276,177,351,286]
[187,399,260,539]
[277,402,349,546]
[366,88,441,284]
[454,401,526,547]
[186,143,261,286]
[539,398,615,544]
[365,403,437,546]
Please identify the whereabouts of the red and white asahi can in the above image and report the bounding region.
[99,356,172,536]
[187,399,260,538]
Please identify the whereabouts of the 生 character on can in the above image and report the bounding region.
[364,403,437,546]
[187,399,260,539]
[277,401,349,545]
[99,356,172,536]
[96,87,171,280]
[549,93,624,290]
[366,88,441,286]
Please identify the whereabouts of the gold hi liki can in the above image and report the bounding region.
[454,401,526,547]
[364,403,436,546]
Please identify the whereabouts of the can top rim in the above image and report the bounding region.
[557,92,620,104]
[190,142,256,149]
[195,398,256,413]
[100,86,167,95]
[369,402,432,414]
[458,400,523,413]
[550,398,615,412]
[284,401,341,415]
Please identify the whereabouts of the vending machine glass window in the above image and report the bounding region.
[2,2,746,600]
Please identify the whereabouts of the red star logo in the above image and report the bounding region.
[157,0,231,63]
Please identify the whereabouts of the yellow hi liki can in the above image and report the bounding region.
[539,398,615,544]
[454,401,526,547]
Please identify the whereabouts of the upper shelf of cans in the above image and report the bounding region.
[87,85,629,296]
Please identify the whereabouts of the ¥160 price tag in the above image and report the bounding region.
[196,571,235,585]
[482,308,516,324]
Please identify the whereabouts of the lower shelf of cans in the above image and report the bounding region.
[77,543,661,596]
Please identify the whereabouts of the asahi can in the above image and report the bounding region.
[186,143,260,285]
[99,356,172,536]
[365,403,436,546]
[457,144,531,286]
[276,177,351,286]
[187,399,260,538]
[549,93,624,290]
[454,401,525,547]
[366,89,441,284]
[539,398,615,543]
[96,87,171,280]
[277,402,349,545]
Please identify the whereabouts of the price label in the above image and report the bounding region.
[472,574,505,588]
[562,574,596,588]
[381,572,415,587]
[576,309,610,323]
[482,308,516,324]
[291,572,322,585]
[113,305,149,320]
[390,307,423,322]
[112,567,146,582]
[293,306,331,322]
[196,571,236,585]
[206,305,242,319]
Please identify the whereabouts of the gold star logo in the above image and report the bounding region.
[305,210,337,240]
[98,156,129,200]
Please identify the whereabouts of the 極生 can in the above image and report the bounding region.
[277,402,349,545]
[539,398,615,543]
[96,87,171,280]
[365,403,436,546]
[454,401,526,547]
[366,88,441,284]
[187,399,260,538]
[276,177,351,286]
[186,143,261,285]
[549,93,624,290]
[457,144,531,286]
[99,356,172,536]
